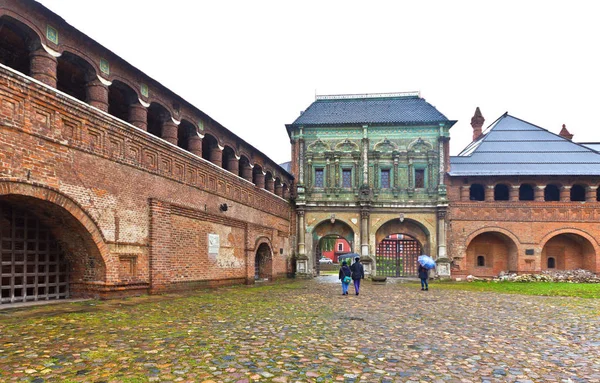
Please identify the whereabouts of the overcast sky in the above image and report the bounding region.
[37,0,600,164]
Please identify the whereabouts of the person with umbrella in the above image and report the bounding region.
[417,255,435,291]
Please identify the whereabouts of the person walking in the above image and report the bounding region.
[338,260,352,295]
[418,263,429,291]
[350,256,364,295]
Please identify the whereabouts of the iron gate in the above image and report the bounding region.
[1,203,69,304]
[376,239,421,277]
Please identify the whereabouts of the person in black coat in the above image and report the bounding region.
[350,256,364,295]
[338,261,352,295]
[418,264,429,291]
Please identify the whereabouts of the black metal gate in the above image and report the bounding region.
[1,203,69,304]
[376,238,421,277]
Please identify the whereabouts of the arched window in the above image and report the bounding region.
[201,134,218,162]
[108,80,137,122]
[519,184,534,201]
[477,255,485,267]
[544,184,560,201]
[57,51,96,103]
[469,184,485,201]
[147,103,170,139]
[222,146,236,172]
[547,257,556,269]
[177,120,197,152]
[0,16,38,76]
[494,184,509,201]
[571,184,586,201]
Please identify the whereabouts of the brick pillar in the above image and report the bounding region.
[86,78,109,112]
[255,172,265,189]
[161,119,178,145]
[242,165,253,182]
[586,186,598,202]
[30,47,57,87]
[510,185,520,201]
[560,186,571,202]
[128,102,148,131]
[275,183,283,197]
[209,146,223,167]
[149,199,172,292]
[461,185,470,201]
[227,156,239,175]
[485,185,494,202]
[265,176,275,193]
[534,186,544,201]
[188,135,202,157]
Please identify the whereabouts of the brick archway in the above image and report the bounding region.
[465,228,520,277]
[254,237,273,281]
[0,181,111,280]
[540,229,599,273]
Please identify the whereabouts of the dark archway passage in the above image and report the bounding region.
[376,233,422,277]
[255,242,272,280]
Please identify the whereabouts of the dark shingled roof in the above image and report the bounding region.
[288,93,451,127]
[450,114,600,176]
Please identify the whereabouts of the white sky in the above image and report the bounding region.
[37,0,600,164]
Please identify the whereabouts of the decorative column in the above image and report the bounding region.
[534,186,545,201]
[560,186,571,202]
[128,102,148,131]
[362,125,369,185]
[325,158,331,190]
[586,186,598,202]
[161,118,178,145]
[436,210,450,278]
[296,209,309,275]
[485,185,494,202]
[227,155,239,175]
[334,157,340,188]
[298,128,305,185]
[188,134,202,157]
[275,182,283,197]
[306,157,312,189]
[254,171,265,189]
[360,209,370,257]
[29,47,57,88]
[86,78,109,112]
[510,185,520,202]
[242,164,253,182]
[407,159,414,189]
[209,145,223,167]
[265,176,275,193]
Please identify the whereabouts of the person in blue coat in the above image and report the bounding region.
[418,264,429,291]
[350,256,364,295]
[338,261,352,295]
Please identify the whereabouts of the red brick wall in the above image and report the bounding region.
[0,65,293,297]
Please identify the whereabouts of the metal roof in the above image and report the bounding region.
[450,114,600,176]
[289,94,452,126]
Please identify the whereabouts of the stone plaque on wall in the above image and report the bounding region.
[208,233,220,258]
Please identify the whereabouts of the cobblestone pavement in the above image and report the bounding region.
[1,278,599,382]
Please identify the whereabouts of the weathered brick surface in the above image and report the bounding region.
[0,65,293,297]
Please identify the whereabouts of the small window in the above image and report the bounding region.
[494,184,509,201]
[547,257,556,269]
[337,243,343,251]
[415,169,425,188]
[470,184,485,201]
[314,168,324,188]
[519,184,534,201]
[476,255,485,267]
[571,184,586,201]
[545,184,560,201]
[342,169,352,188]
[380,169,390,189]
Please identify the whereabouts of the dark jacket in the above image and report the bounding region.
[350,261,364,280]
[339,265,351,281]
[418,265,429,280]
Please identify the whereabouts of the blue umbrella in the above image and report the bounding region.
[418,255,436,269]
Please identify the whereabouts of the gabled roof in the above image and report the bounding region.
[450,114,600,176]
[287,93,453,129]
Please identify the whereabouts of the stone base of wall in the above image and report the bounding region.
[70,282,150,300]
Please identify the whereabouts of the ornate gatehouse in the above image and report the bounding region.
[287,93,455,278]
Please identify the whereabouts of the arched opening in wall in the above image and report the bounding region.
[201,134,218,163]
[108,80,137,122]
[375,219,430,277]
[56,51,95,103]
[222,146,236,172]
[571,184,586,201]
[0,16,39,76]
[312,220,354,276]
[466,231,517,277]
[239,156,251,179]
[265,171,274,193]
[255,242,272,281]
[177,120,196,151]
[519,184,534,201]
[469,184,485,201]
[0,197,106,305]
[147,103,170,139]
[545,184,560,201]
[494,184,509,201]
[542,233,596,271]
[282,183,289,199]
[253,164,265,188]
[274,177,282,197]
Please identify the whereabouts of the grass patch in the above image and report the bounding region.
[434,280,600,298]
